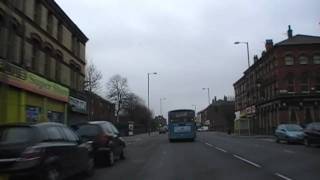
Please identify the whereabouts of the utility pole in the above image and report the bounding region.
[147,72,157,135]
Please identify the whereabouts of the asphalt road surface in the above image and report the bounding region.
[82,132,320,180]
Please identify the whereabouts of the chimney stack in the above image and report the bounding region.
[254,55,258,63]
[287,25,293,39]
[265,39,273,51]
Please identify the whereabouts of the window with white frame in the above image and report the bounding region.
[299,55,308,65]
[284,55,294,65]
[313,54,320,64]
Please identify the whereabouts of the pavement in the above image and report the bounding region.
[75,131,320,180]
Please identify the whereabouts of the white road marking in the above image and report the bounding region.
[205,142,214,147]
[215,147,227,153]
[274,173,292,180]
[233,154,261,168]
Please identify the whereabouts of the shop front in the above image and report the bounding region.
[0,60,69,124]
[68,90,88,126]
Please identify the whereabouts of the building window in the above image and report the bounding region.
[12,0,24,11]
[299,55,308,65]
[286,73,294,92]
[34,0,42,24]
[55,52,63,82]
[313,54,320,64]
[70,61,81,90]
[7,19,21,64]
[57,22,63,42]
[300,72,309,92]
[284,55,294,65]
[44,47,52,79]
[72,36,79,56]
[47,12,53,34]
[0,13,5,58]
[31,40,41,72]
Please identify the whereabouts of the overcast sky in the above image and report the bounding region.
[56,0,320,118]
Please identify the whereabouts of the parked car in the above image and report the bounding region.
[197,126,209,132]
[303,122,320,146]
[275,124,304,143]
[0,122,94,180]
[73,121,126,166]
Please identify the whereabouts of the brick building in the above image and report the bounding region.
[0,0,88,124]
[87,92,116,123]
[198,97,235,132]
[234,26,320,135]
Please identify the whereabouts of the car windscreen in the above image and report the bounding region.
[312,123,320,130]
[0,127,34,144]
[285,124,303,131]
[76,124,101,137]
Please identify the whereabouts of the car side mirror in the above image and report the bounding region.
[116,132,121,137]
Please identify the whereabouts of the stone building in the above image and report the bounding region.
[0,0,88,124]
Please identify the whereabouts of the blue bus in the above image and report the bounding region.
[168,109,196,142]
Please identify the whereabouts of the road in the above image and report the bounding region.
[84,132,320,180]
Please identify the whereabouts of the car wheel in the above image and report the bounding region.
[304,138,310,147]
[107,151,115,166]
[275,136,280,143]
[84,156,94,177]
[44,166,61,180]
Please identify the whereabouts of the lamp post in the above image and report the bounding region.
[235,41,251,136]
[147,72,157,135]
[160,97,166,116]
[234,41,250,68]
[202,88,211,105]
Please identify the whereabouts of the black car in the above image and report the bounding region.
[0,122,94,180]
[304,122,320,146]
[73,121,126,166]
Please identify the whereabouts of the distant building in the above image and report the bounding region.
[87,92,115,123]
[154,115,167,126]
[234,26,320,135]
[0,0,88,124]
[198,96,235,132]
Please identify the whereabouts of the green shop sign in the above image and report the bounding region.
[0,60,69,102]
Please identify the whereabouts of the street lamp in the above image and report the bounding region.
[202,88,211,105]
[192,104,197,112]
[160,98,166,116]
[147,72,157,135]
[234,41,250,68]
[235,41,251,136]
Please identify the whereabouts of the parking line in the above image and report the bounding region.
[205,142,214,147]
[215,147,227,153]
[233,154,261,168]
[274,173,292,180]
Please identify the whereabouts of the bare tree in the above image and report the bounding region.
[84,62,102,121]
[106,74,129,122]
[84,62,103,93]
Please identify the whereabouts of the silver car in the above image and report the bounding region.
[275,124,304,144]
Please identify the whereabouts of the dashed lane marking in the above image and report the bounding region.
[205,142,214,147]
[233,154,261,168]
[274,173,293,180]
[215,147,227,153]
